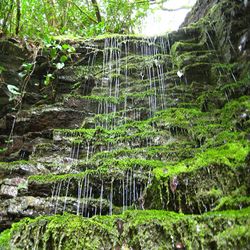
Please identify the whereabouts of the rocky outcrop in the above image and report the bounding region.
[0,0,249,249]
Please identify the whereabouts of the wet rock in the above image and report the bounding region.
[0,177,27,198]
[0,161,47,178]
[63,96,99,113]
[181,0,218,27]
[169,26,202,44]
[6,106,86,135]
[183,63,211,84]
[0,40,27,58]
[55,66,96,97]
[0,185,18,198]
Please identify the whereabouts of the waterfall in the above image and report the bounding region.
[50,34,170,217]
[93,35,168,129]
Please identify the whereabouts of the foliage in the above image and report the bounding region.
[0,0,150,39]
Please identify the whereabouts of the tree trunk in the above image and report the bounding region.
[15,0,21,35]
[91,0,102,23]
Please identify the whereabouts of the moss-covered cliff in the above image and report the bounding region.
[0,0,249,249]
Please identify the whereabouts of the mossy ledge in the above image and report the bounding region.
[0,208,249,250]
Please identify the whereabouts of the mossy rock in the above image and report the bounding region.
[183,62,212,84]
[171,41,206,56]
[1,208,249,250]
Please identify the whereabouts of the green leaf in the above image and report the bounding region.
[60,55,68,63]
[22,63,33,71]
[67,46,75,53]
[44,73,54,86]
[50,48,57,59]
[62,44,70,50]
[62,44,75,53]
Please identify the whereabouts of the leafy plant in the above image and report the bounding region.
[18,63,33,78]
[42,40,76,86]
[44,73,54,86]
[0,0,151,39]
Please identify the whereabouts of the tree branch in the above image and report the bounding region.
[70,1,98,24]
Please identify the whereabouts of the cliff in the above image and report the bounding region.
[0,0,249,249]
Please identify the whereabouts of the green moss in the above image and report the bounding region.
[28,169,100,184]
[216,225,250,249]
[3,207,250,250]
[65,94,121,105]
[90,33,144,41]
[154,107,203,126]
[90,141,197,163]
[205,131,246,147]
[120,53,171,72]
[55,119,168,147]
[220,96,250,130]
[206,188,223,198]
[8,213,118,250]
[34,143,53,154]
[152,107,221,142]
[171,41,205,56]
[0,160,29,166]
[211,62,237,72]
[0,160,31,172]
[204,206,250,218]
[214,196,250,211]
[54,128,97,140]
[213,186,250,211]
[154,141,249,179]
[123,209,185,224]
[28,157,161,184]
[0,229,11,250]
[219,77,250,95]
[93,158,165,170]
[174,50,216,69]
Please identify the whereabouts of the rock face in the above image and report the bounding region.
[0,0,250,249]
